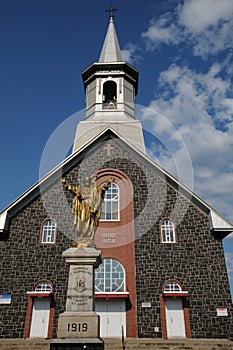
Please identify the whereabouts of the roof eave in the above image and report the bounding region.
[211,227,233,240]
[209,210,233,239]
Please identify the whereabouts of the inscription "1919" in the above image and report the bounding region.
[67,323,88,332]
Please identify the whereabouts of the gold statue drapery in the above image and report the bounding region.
[62,176,113,247]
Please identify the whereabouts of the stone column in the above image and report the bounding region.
[55,247,104,349]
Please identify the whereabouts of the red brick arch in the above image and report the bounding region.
[94,168,137,337]
[160,279,191,339]
[24,279,55,339]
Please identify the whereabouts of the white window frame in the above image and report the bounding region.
[41,219,56,244]
[164,281,181,293]
[35,281,52,293]
[95,258,125,293]
[161,219,176,243]
[100,182,120,221]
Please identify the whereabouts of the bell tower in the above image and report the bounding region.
[73,11,145,153]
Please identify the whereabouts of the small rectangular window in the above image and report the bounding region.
[41,220,57,244]
[100,182,120,221]
[161,219,176,243]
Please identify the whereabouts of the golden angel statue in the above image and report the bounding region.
[61,176,113,247]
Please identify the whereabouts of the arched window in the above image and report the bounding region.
[41,219,57,244]
[161,219,176,243]
[100,182,119,221]
[34,281,53,293]
[95,258,125,293]
[103,81,117,109]
[163,281,182,293]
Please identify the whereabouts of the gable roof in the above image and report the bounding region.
[0,127,232,239]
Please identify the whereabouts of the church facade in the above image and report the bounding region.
[0,14,233,340]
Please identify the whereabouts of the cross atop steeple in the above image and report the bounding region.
[105,6,118,18]
[99,7,122,62]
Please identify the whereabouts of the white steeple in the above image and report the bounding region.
[72,13,145,154]
[99,15,122,62]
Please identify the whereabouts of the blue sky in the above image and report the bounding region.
[0,0,233,295]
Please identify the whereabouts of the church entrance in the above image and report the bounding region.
[24,281,54,339]
[165,297,186,338]
[29,298,50,338]
[96,299,126,337]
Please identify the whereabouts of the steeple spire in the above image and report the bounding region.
[72,10,145,154]
[99,10,122,62]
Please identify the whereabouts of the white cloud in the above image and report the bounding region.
[190,20,233,58]
[140,63,233,222]
[223,99,233,114]
[139,1,233,224]
[121,43,142,65]
[142,13,180,49]
[142,0,233,58]
[225,253,233,280]
[179,0,233,33]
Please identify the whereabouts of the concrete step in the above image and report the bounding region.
[0,339,50,350]
[0,338,232,350]
[103,338,233,350]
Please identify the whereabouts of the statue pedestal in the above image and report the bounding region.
[52,247,104,350]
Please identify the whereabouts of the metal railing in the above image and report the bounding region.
[121,325,126,350]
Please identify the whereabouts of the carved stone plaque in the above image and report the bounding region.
[66,265,93,312]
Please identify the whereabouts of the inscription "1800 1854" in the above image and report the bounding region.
[67,323,88,332]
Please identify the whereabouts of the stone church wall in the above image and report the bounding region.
[0,138,232,338]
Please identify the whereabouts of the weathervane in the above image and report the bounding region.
[105,6,118,17]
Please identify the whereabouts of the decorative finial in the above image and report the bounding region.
[105,6,118,18]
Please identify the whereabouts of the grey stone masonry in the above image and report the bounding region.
[56,247,103,342]
[0,136,232,339]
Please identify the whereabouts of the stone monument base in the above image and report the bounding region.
[57,311,100,339]
[54,247,104,350]
[50,338,104,350]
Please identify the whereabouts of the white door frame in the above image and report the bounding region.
[29,297,51,338]
[96,299,126,337]
[165,297,186,338]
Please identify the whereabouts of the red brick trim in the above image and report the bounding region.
[31,279,54,291]
[39,218,58,245]
[95,168,137,338]
[160,294,191,339]
[162,278,186,292]
[96,168,134,191]
[160,294,167,339]
[27,292,51,297]
[183,297,191,338]
[95,293,129,299]
[48,295,56,339]
[24,296,33,338]
[24,293,55,339]
[162,292,188,297]
[159,217,177,244]
[24,280,55,339]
